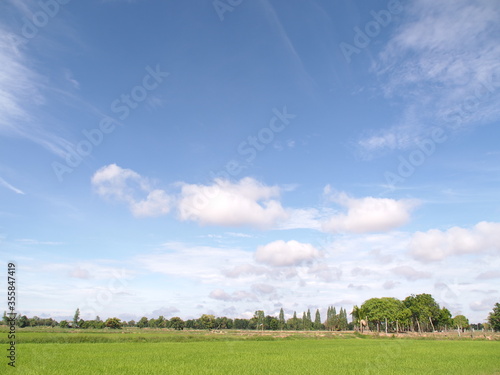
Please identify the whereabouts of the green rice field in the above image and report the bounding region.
[2,329,499,374]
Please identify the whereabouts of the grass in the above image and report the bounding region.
[2,329,499,374]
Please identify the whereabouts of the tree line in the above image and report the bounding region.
[352,293,491,333]
[3,297,500,332]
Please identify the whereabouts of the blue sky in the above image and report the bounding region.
[1,0,499,323]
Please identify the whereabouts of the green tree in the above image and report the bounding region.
[314,309,322,330]
[301,312,307,330]
[199,314,216,330]
[148,318,158,328]
[73,308,81,328]
[233,318,249,329]
[137,317,149,328]
[59,320,69,328]
[396,307,412,332]
[404,294,440,332]
[105,317,122,329]
[437,307,453,331]
[360,297,404,332]
[452,315,469,331]
[156,315,166,328]
[325,306,339,331]
[287,311,300,330]
[305,309,312,330]
[170,317,185,330]
[487,303,500,332]
[278,308,285,330]
[267,316,279,330]
[17,315,29,328]
[351,305,361,326]
[254,310,265,331]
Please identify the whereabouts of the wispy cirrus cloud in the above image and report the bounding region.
[0,177,24,194]
[0,14,75,157]
[359,0,500,154]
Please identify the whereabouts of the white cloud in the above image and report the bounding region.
[0,177,25,194]
[68,267,90,279]
[409,221,500,261]
[151,306,180,317]
[277,208,322,230]
[360,0,500,154]
[222,264,271,278]
[130,189,171,218]
[469,298,498,312]
[391,266,431,281]
[64,69,80,89]
[322,191,418,233]
[348,284,369,291]
[251,283,276,294]
[476,270,500,280]
[209,289,258,302]
[383,280,399,290]
[0,21,76,157]
[177,177,288,228]
[351,267,374,277]
[307,263,342,282]
[209,289,232,301]
[136,242,250,284]
[91,164,171,217]
[255,240,320,267]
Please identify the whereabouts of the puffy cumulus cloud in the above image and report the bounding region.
[209,289,258,302]
[391,266,431,281]
[255,240,321,267]
[321,191,418,233]
[409,222,500,262]
[130,190,171,217]
[91,164,171,217]
[177,177,288,228]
